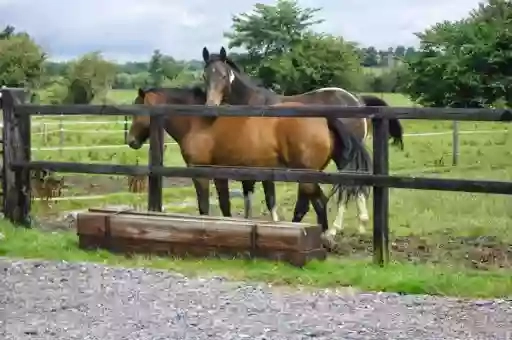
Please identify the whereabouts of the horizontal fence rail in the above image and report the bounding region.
[14,103,512,121]
[12,161,512,195]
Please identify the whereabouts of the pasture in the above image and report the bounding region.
[2,89,511,297]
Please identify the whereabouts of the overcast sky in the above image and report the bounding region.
[0,0,483,62]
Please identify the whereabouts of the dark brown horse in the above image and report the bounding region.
[201,46,405,237]
[127,86,278,220]
[201,47,373,241]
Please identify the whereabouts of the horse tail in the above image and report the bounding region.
[326,117,372,205]
[388,118,404,150]
[360,94,404,150]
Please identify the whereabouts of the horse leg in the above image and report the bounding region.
[214,179,231,217]
[241,180,255,219]
[331,190,347,236]
[299,183,334,250]
[192,178,210,215]
[291,188,310,223]
[262,181,279,221]
[355,192,369,234]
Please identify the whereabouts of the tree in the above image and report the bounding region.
[225,0,323,74]
[361,46,379,67]
[131,71,151,89]
[0,25,15,40]
[64,51,117,104]
[0,30,46,88]
[403,0,512,107]
[224,1,365,93]
[394,45,406,58]
[148,49,165,87]
[257,33,364,94]
[404,47,416,60]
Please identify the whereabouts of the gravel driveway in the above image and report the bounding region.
[1,258,511,340]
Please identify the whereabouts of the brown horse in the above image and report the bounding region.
[201,46,405,237]
[126,86,278,220]
[201,47,373,241]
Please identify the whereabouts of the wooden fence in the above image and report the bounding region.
[2,88,512,266]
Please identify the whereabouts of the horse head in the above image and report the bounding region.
[202,46,244,106]
[127,88,151,149]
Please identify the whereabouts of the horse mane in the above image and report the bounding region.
[137,85,206,103]
[359,94,388,106]
[204,53,277,100]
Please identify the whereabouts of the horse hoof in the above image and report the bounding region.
[321,233,338,252]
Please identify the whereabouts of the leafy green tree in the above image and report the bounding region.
[225,0,323,74]
[0,25,15,40]
[64,51,117,104]
[257,33,364,94]
[0,29,46,88]
[403,0,512,107]
[404,47,416,59]
[131,71,151,89]
[148,49,165,86]
[44,61,68,78]
[118,61,148,74]
[113,72,133,89]
[361,46,379,67]
[225,0,364,93]
[394,45,406,58]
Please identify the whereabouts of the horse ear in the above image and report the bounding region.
[137,88,145,99]
[202,47,210,63]
[220,46,227,61]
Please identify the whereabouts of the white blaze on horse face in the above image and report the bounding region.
[228,69,235,84]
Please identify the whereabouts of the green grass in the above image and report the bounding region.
[1,219,511,298]
[6,89,512,297]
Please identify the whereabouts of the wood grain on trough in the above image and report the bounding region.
[76,210,326,267]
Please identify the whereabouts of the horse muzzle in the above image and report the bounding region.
[127,138,143,150]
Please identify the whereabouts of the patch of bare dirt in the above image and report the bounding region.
[331,231,512,269]
[54,174,193,196]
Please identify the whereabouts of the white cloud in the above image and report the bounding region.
[0,0,484,62]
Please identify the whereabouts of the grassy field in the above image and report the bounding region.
[3,89,511,297]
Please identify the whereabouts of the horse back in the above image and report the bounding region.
[277,95,367,141]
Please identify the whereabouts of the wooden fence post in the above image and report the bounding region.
[371,117,390,266]
[124,115,128,144]
[1,89,31,225]
[148,114,163,211]
[452,121,459,166]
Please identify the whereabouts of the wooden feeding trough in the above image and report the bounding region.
[76,208,327,267]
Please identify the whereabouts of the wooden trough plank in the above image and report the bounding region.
[79,233,325,267]
[87,207,316,228]
[78,212,320,251]
[76,211,326,267]
[86,208,322,250]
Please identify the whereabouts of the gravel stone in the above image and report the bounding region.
[1,258,511,339]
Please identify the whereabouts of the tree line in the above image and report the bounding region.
[0,0,510,108]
